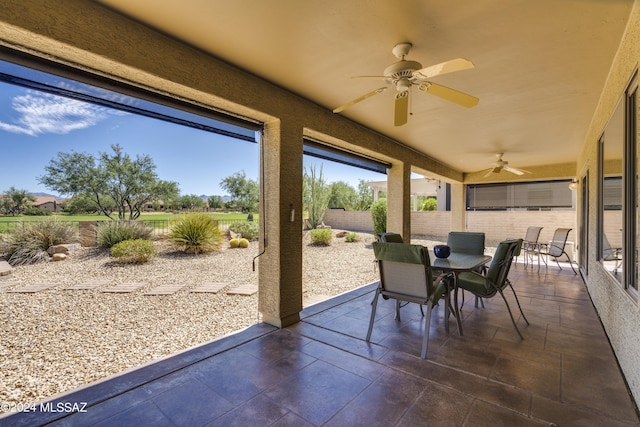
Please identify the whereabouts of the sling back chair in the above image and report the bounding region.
[602,233,622,275]
[521,226,543,268]
[368,242,453,359]
[454,239,529,340]
[447,231,486,307]
[539,228,577,274]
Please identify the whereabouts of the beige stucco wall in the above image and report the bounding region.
[576,0,640,404]
[324,209,576,247]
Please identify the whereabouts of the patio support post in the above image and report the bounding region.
[450,182,466,231]
[258,119,303,328]
[386,162,411,240]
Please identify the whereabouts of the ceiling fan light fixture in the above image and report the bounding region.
[397,79,411,92]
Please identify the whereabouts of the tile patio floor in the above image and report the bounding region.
[3,263,639,426]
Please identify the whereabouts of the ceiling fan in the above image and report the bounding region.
[482,153,531,177]
[333,42,479,126]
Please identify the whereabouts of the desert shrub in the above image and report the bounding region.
[371,199,387,235]
[228,222,259,240]
[345,232,360,242]
[310,228,332,246]
[229,238,240,248]
[238,238,249,248]
[97,220,153,248]
[169,213,222,254]
[110,239,157,264]
[0,219,77,266]
[23,207,52,216]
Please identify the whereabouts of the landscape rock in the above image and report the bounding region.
[48,245,70,256]
[51,253,67,261]
[0,260,13,275]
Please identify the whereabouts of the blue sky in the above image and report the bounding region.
[0,68,386,198]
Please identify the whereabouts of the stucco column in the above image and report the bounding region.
[258,119,303,327]
[386,162,411,240]
[449,181,466,231]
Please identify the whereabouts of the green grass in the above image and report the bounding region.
[0,212,257,233]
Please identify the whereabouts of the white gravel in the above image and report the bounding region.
[1,231,442,407]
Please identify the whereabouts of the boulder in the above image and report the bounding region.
[0,260,13,276]
[47,245,69,256]
[51,253,67,261]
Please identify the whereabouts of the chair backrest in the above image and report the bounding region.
[485,239,522,290]
[524,226,543,243]
[602,233,620,260]
[372,242,432,301]
[548,228,571,257]
[378,232,404,243]
[447,232,485,255]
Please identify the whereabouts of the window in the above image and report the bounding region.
[599,71,637,293]
[466,180,573,210]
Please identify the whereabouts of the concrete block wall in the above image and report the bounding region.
[322,210,577,248]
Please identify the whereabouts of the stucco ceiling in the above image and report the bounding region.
[98,0,634,179]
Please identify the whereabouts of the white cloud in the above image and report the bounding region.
[0,91,113,136]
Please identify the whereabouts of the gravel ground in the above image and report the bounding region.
[0,231,443,407]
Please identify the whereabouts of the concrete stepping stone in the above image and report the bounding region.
[0,282,19,290]
[190,282,227,294]
[7,283,57,293]
[0,260,13,276]
[102,283,147,293]
[144,283,189,295]
[227,284,258,296]
[63,280,110,290]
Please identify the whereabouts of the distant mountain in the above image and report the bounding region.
[30,192,62,199]
[199,194,232,202]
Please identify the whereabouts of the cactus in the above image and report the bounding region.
[238,238,249,248]
[229,238,240,248]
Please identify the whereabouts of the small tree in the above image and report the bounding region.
[177,194,206,210]
[220,171,259,213]
[421,197,437,211]
[208,195,224,210]
[327,181,357,210]
[39,144,179,220]
[354,179,374,211]
[0,187,35,216]
[371,198,387,235]
[303,164,330,229]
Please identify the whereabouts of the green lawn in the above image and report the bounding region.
[0,212,256,233]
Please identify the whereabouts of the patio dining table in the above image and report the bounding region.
[431,251,492,335]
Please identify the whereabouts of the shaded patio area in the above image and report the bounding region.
[4,263,639,426]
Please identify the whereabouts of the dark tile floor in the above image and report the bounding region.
[3,263,640,426]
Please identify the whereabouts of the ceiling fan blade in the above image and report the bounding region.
[503,165,531,175]
[333,87,389,114]
[394,91,409,126]
[418,82,479,108]
[413,58,474,80]
[482,168,498,178]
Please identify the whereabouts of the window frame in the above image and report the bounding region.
[598,70,638,296]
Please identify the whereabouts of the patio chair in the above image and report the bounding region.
[377,232,404,243]
[446,232,485,256]
[521,226,543,267]
[539,228,577,274]
[602,233,622,275]
[368,242,453,359]
[447,231,486,307]
[454,239,529,339]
